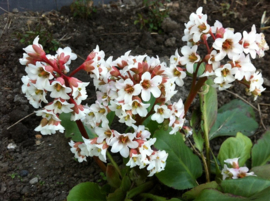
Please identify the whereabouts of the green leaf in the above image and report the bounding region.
[193,130,204,153]
[209,99,258,140]
[67,182,106,201]
[251,164,270,180]
[251,130,270,167]
[107,111,115,126]
[106,164,121,189]
[218,132,252,167]
[126,181,153,199]
[182,181,218,200]
[200,79,218,136]
[154,128,202,190]
[194,62,206,77]
[141,193,182,201]
[120,175,131,193]
[220,177,270,197]
[60,113,96,141]
[194,189,247,201]
[107,188,125,201]
[249,186,270,200]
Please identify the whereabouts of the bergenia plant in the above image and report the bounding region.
[19,7,270,201]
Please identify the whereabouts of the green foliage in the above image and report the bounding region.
[199,79,218,136]
[251,164,270,180]
[218,132,252,167]
[60,113,96,141]
[134,0,169,32]
[209,99,258,140]
[182,181,218,200]
[67,182,106,201]
[70,0,96,19]
[153,128,202,190]
[14,25,60,53]
[142,193,182,201]
[251,130,270,167]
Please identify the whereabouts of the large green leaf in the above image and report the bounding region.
[182,181,218,200]
[106,164,121,189]
[194,189,247,201]
[251,164,270,180]
[67,182,106,201]
[218,132,252,167]
[141,193,182,201]
[220,177,270,197]
[153,129,202,190]
[60,113,96,141]
[199,79,218,136]
[249,186,270,200]
[209,99,258,140]
[251,130,270,167]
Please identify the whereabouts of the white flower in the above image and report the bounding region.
[108,101,125,116]
[123,98,150,117]
[139,138,156,161]
[45,98,74,114]
[213,64,235,90]
[249,72,264,92]
[116,78,142,103]
[179,45,201,74]
[56,47,77,72]
[47,77,72,99]
[213,29,243,61]
[110,132,138,158]
[190,13,210,42]
[147,150,168,177]
[167,65,186,87]
[255,30,269,57]
[133,125,151,140]
[151,105,171,124]
[241,25,259,59]
[95,124,115,144]
[119,111,136,127]
[69,141,88,162]
[71,104,86,121]
[126,153,143,168]
[140,72,162,101]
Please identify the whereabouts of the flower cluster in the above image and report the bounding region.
[68,45,189,176]
[20,36,89,135]
[178,7,268,100]
[221,158,255,180]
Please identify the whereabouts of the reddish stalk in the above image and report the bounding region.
[69,64,85,77]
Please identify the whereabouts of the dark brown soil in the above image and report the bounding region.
[0,1,270,200]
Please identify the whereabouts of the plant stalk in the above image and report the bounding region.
[106,152,122,178]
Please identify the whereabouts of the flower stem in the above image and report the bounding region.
[106,152,122,178]
[69,64,85,77]
[201,152,210,182]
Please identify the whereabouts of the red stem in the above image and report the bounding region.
[69,64,85,77]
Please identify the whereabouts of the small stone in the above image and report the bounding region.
[20,170,28,177]
[165,37,176,47]
[263,77,270,87]
[0,162,9,173]
[12,8,19,13]
[29,177,38,185]
[7,142,17,149]
[35,134,42,139]
[21,186,30,194]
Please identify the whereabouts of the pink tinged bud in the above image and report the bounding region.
[215,27,225,38]
[87,51,97,61]
[73,104,84,114]
[136,139,145,147]
[129,149,138,157]
[102,142,109,149]
[55,77,65,85]
[45,65,54,73]
[205,64,213,72]
[110,66,120,77]
[29,44,46,60]
[68,77,81,88]
[83,60,95,73]
[91,137,98,144]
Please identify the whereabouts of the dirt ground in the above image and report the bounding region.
[0,0,270,200]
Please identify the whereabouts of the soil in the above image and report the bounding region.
[0,0,270,200]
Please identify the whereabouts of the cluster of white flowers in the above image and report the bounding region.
[68,45,189,176]
[179,7,269,100]
[20,36,89,135]
[221,158,255,180]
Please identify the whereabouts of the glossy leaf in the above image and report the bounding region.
[251,130,270,167]
[107,111,115,126]
[199,79,218,136]
[67,182,106,201]
[251,164,270,180]
[154,129,202,190]
[194,189,246,201]
[141,193,182,201]
[107,188,125,201]
[218,132,252,167]
[220,177,270,197]
[182,181,218,200]
[60,113,96,141]
[120,175,131,193]
[209,99,258,140]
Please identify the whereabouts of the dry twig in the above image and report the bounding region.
[225,90,258,111]
[257,104,267,131]
[7,112,35,130]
